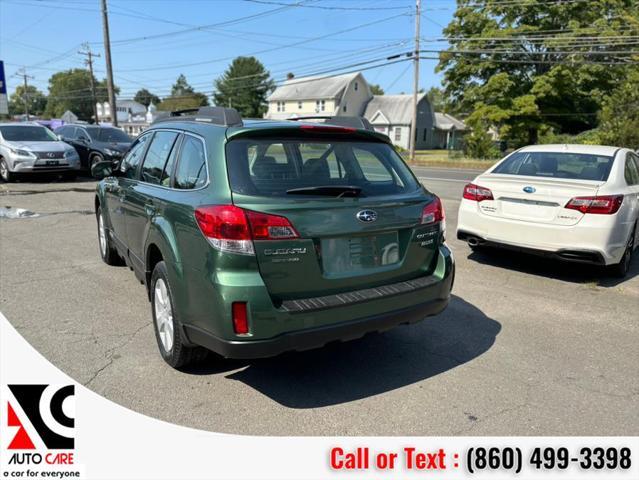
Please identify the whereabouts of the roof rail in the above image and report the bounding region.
[287,115,374,131]
[152,106,243,127]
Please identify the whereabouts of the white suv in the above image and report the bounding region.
[0,122,81,182]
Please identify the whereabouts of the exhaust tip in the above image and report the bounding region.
[467,237,482,247]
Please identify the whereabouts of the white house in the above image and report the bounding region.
[265,72,372,120]
[96,98,147,124]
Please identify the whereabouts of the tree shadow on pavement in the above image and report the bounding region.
[467,246,638,288]
[187,295,500,408]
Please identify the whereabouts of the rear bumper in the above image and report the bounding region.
[457,230,606,265]
[182,244,454,359]
[457,199,626,265]
[184,296,450,359]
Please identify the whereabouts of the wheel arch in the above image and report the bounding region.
[144,220,182,298]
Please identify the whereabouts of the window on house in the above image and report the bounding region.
[395,127,401,141]
[354,82,358,91]
[316,100,325,112]
[298,101,303,109]
[423,129,428,141]
[343,104,347,112]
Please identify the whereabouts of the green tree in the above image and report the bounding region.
[370,83,384,95]
[213,56,274,117]
[8,85,47,117]
[134,88,161,107]
[44,68,114,120]
[437,0,637,147]
[599,68,639,149]
[158,74,209,111]
[464,117,499,159]
[424,86,448,112]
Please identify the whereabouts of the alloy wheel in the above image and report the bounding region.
[98,214,107,257]
[154,278,174,353]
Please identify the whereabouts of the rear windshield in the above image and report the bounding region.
[226,139,420,197]
[0,126,58,142]
[493,151,615,181]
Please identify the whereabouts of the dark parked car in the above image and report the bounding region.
[92,107,454,369]
[55,124,132,176]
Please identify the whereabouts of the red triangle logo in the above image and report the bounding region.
[7,402,35,450]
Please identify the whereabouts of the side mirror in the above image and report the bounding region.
[91,160,117,180]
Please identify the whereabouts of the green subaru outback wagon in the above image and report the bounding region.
[93,107,454,368]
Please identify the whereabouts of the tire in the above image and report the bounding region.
[0,159,14,183]
[151,261,208,369]
[96,206,122,266]
[609,225,636,278]
[89,153,104,177]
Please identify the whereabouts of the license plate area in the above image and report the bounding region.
[38,160,60,166]
[321,231,399,275]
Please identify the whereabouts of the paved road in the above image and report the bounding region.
[1,170,637,436]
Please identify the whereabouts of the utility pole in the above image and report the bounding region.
[100,0,118,127]
[15,68,34,121]
[79,43,101,124]
[409,0,421,163]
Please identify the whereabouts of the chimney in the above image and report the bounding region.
[287,72,295,80]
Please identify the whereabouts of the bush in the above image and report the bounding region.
[463,123,500,159]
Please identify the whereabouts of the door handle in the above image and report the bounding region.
[144,202,157,217]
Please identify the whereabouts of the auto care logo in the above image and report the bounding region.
[7,385,74,450]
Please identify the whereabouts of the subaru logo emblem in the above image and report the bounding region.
[523,186,536,193]
[356,210,377,223]
[47,152,55,158]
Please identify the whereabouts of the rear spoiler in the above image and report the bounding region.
[286,115,375,132]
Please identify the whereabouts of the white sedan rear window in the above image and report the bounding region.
[493,152,614,181]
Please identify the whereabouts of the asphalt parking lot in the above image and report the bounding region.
[1,168,637,436]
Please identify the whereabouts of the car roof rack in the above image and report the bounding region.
[153,106,243,127]
[287,115,375,131]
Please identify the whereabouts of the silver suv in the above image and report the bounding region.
[0,122,81,182]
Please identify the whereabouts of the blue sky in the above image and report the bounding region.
[0,0,455,101]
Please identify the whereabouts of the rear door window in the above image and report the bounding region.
[140,131,179,185]
[493,151,614,181]
[174,135,207,189]
[226,138,418,197]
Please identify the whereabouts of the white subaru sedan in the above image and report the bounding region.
[457,145,639,277]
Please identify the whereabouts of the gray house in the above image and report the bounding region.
[364,94,434,150]
[433,112,468,149]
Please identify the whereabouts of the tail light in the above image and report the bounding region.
[565,195,623,215]
[463,183,494,202]
[422,196,445,225]
[194,205,299,255]
[232,302,249,335]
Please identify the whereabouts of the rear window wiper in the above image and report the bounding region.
[286,185,363,197]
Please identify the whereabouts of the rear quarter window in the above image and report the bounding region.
[174,135,207,189]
